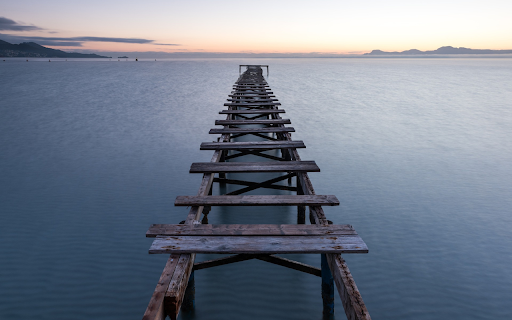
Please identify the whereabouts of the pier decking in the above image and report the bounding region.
[143,65,371,320]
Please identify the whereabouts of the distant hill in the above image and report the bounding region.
[365,46,512,55]
[0,40,111,58]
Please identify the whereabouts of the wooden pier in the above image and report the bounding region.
[143,65,371,320]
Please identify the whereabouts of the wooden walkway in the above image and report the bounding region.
[143,65,371,320]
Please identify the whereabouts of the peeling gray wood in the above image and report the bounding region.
[147,224,355,237]
[173,195,340,207]
[149,235,368,254]
[190,161,320,173]
[215,119,290,125]
[219,109,285,114]
[209,127,294,134]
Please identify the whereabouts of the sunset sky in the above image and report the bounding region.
[2,0,512,54]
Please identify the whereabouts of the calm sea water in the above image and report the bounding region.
[1,58,511,320]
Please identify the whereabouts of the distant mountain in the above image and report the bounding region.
[365,46,512,55]
[0,40,111,58]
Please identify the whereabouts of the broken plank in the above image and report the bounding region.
[189,161,320,173]
[174,195,340,207]
[149,235,368,254]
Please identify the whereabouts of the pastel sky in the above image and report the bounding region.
[2,0,512,54]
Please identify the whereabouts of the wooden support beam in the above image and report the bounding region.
[173,195,340,207]
[222,172,297,195]
[142,255,180,320]
[256,255,321,277]
[193,254,258,270]
[164,254,195,320]
[223,150,286,161]
[213,176,297,193]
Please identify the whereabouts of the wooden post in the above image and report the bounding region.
[297,176,306,224]
[321,254,334,316]
[182,271,195,312]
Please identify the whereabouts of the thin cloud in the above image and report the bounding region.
[0,17,42,31]
[0,33,158,45]
[154,43,181,46]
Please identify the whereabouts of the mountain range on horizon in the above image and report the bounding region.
[2,40,512,58]
[365,46,512,55]
[0,40,110,58]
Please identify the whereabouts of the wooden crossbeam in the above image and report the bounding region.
[191,254,321,277]
[200,141,305,150]
[209,127,294,134]
[147,224,355,237]
[255,255,321,277]
[223,150,286,161]
[193,254,257,270]
[215,119,291,125]
[190,161,319,173]
[219,110,285,114]
[173,195,340,207]
[149,235,368,254]
[213,175,297,193]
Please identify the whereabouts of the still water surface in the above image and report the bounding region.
[1,58,511,319]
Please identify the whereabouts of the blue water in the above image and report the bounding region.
[1,58,511,319]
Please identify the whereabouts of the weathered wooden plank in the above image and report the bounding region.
[200,141,305,150]
[173,195,340,207]
[229,94,275,97]
[147,224,355,237]
[142,255,180,320]
[220,109,285,114]
[189,161,320,173]
[224,102,280,106]
[215,119,290,125]
[233,86,271,89]
[209,127,294,134]
[226,98,279,102]
[232,91,273,94]
[149,235,368,254]
[233,85,269,87]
